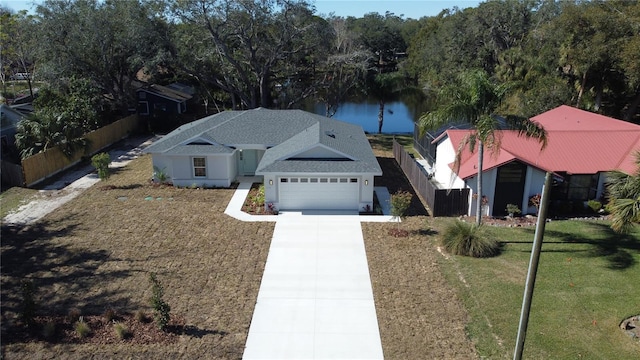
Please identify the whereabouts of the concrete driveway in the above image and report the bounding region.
[243,213,384,359]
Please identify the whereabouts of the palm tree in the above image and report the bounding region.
[606,152,640,233]
[418,69,547,225]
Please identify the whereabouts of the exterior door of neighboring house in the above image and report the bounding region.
[492,161,527,216]
[238,150,258,176]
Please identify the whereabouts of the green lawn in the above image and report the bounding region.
[436,219,640,359]
[0,187,39,219]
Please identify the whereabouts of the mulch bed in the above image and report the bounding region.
[5,313,182,345]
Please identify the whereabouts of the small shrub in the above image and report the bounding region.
[153,166,170,184]
[75,318,91,338]
[587,200,602,213]
[68,308,82,323]
[91,152,111,180]
[506,203,521,217]
[103,307,116,322]
[113,322,130,340]
[42,321,56,339]
[390,190,412,220]
[19,280,37,327]
[149,273,171,331]
[441,221,500,258]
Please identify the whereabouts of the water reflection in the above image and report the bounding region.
[308,100,417,134]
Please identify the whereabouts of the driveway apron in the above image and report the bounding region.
[243,213,384,359]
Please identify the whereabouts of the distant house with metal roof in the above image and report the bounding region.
[430,105,640,217]
[144,108,382,211]
[136,83,193,116]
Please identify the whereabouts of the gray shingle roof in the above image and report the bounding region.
[144,108,381,175]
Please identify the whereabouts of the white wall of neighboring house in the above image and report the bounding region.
[524,167,547,214]
[465,167,497,217]
[152,154,234,187]
[433,137,465,189]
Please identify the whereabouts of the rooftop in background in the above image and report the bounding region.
[446,105,640,178]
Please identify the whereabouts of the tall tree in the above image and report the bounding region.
[418,69,546,225]
[0,8,39,99]
[36,0,173,113]
[173,0,332,109]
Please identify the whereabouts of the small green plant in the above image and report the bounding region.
[529,194,541,213]
[149,273,171,331]
[113,322,130,340]
[506,203,521,217]
[74,317,91,338]
[91,152,111,180]
[587,199,602,213]
[153,166,170,184]
[441,220,500,258]
[19,279,37,327]
[390,190,412,221]
[42,321,56,339]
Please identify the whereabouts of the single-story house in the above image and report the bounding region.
[143,108,382,212]
[430,105,640,216]
[136,83,192,116]
[0,104,25,163]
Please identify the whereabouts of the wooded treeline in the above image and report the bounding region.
[1,0,639,133]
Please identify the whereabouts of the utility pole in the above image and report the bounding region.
[513,171,552,360]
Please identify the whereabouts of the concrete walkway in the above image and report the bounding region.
[224,182,394,359]
[243,214,384,359]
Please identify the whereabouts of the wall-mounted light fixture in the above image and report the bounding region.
[365,179,368,186]
[269,179,273,185]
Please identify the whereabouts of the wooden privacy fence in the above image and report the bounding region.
[21,115,140,186]
[393,139,469,216]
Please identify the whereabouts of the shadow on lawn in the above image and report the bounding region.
[517,221,640,270]
[1,220,133,323]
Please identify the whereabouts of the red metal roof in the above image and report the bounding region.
[443,106,640,179]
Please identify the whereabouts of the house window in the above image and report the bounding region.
[350,178,358,183]
[280,178,288,183]
[320,178,328,183]
[339,178,347,183]
[193,157,206,177]
[330,178,338,183]
[310,178,318,183]
[300,178,308,183]
[291,178,299,183]
[552,173,599,201]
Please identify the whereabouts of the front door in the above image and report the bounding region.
[492,161,527,216]
[238,150,259,176]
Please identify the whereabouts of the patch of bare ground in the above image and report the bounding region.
[364,143,478,359]
[1,154,274,359]
[363,217,478,359]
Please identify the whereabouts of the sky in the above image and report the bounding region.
[2,0,483,19]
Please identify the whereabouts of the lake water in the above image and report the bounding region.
[308,100,417,134]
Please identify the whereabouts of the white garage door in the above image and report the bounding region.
[278,177,360,210]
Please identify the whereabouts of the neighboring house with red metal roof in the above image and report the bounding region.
[430,105,640,217]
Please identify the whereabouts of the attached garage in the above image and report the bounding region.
[278,177,360,210]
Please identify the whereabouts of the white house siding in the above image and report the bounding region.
[262,173,376,212]
[434,138,465,189]
[155,154,234,188]
[524,167,547,214]
[466,168,497,217]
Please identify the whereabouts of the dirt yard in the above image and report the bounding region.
[1,145,478,359]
